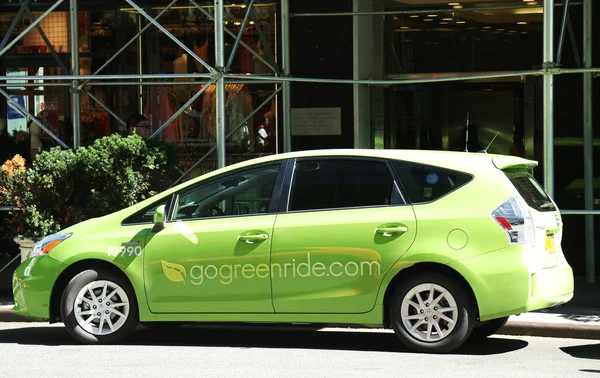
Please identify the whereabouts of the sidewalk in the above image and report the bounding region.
[1,279,599,339]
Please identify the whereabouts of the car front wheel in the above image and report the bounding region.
[389,273,475,353]
[60,269,138,344]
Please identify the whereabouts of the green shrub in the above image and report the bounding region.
[0,134,178,240]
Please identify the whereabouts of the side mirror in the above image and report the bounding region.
[153,205,166,231]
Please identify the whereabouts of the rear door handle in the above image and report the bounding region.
[375,225,408,237]
[238,232,269,244]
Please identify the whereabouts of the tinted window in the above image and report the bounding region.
[288,159,400,211]
[172,164,280,220]
[505,171,557,212]
[122,197,171,225]
[391,160,472,203]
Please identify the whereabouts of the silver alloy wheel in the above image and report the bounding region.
[73,280,130,336]
[400,283,458,342]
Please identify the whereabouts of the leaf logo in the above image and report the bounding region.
[161,260,186,285]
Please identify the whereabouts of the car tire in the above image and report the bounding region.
[468,316,509,341]
[60,268,138,344]
[389,272,475,354]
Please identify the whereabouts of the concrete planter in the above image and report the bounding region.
[14,237,35,263]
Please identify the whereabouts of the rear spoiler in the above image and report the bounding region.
[492,156,538,171]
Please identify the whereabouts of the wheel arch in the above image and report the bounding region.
[49,259,139,323]
[381,262,479,328]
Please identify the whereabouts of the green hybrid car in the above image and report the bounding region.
[12,149,574,353]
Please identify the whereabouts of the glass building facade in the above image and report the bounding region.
[0,0,597,280]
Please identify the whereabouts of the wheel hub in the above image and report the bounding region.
[400,283,459,342]
[73,280,130,336]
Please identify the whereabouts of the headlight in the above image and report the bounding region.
[28,233,73,259]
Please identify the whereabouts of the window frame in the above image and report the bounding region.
[120,194,174,227]
[388,159,474,205]
[280,156,407,214]
[166,160,290,223]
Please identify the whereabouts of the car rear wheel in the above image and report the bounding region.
[60,269,138,344]
[389,273,475,353]
[469,316,509,341]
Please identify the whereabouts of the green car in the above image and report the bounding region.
[12,149,573,353]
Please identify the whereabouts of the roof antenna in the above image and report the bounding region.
[479,131,500,154]
[464,112,469,152]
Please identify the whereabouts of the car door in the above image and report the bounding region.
[143,162,285,313]
[270,157,417,314]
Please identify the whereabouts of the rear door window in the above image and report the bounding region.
[504,171,557,212]
[288,158,403,211]
[390,160,473,203]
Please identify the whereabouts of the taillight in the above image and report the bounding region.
[492,196,534,244]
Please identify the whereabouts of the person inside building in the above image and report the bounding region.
[127,113,150,139]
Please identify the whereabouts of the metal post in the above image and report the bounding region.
[556,0,570,66]
[226,0,255,71]
[189,0,278,74]
[282,0,292,152]
[70,0,81,149]
[215,0,226,168]
[543,0,554,197]
[77,0,177,90]
[0,87,69,148]
[583,0,595,283]
[126,0,216,75]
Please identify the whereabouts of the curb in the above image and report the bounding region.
[499,320,600,340]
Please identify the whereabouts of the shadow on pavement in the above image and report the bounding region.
[580,370,600,374]
[0,323,528,355]
[559,314,600,323]
[561,343,600,360]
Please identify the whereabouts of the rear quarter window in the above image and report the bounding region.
[504,171,557,212]
[390,160,473,203]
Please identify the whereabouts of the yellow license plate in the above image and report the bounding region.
[546,233,556,254]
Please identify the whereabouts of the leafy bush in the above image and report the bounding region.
[0,134,178,240]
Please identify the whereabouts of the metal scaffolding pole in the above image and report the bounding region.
[215,0,226,168]
[226,0,255,71]
[70,0,81,149]
[189,0,279,74]
[543,0,554,197]
[0,87,69,148]
[282,0,292,152]
[78,0,178,90]
[126,0,216,75]
[556,0,571,66]
[583,0,595,283]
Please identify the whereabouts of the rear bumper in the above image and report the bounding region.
[448,245,574,321]
[12,255,66,320]
[525,263,574,310]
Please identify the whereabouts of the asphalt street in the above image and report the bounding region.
[0,322,599,377]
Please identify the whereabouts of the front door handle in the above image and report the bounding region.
[375,225,408,237]
[238,232,269,244]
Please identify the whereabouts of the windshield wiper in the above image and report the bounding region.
[539,201,556,209]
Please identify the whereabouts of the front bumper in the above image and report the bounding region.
[12,256,67,320]
[448,244,574,321]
